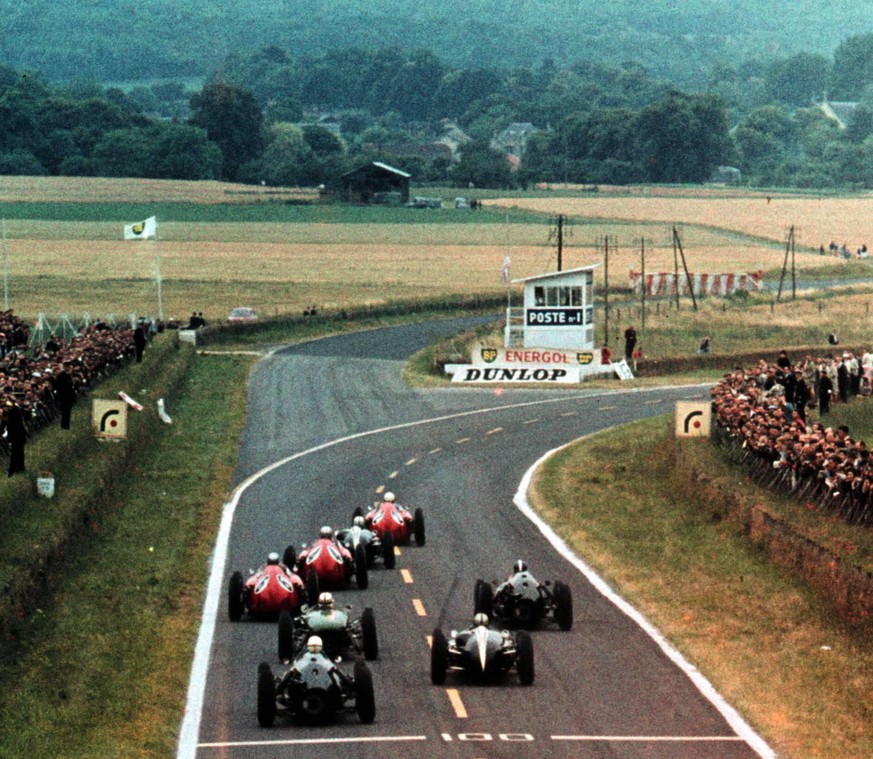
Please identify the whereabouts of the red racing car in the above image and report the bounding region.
[359,492,425,546]
[228,552,307,621]
[286,527,369,596]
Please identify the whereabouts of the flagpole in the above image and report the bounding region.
[155,219,163,321]
[2,217,9,311]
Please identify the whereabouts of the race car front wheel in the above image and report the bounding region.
[516,631,535,686]
[361,607,379,660]
[257,662,277,727]
[413,508,426,546]
[228,571,245,622]
[278,609,295,663]
[553,581,574,631]
[430,628,449,685]
[354,661,376,724]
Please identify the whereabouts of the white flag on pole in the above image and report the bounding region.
[501,255,511,285]
[123,216,157,240]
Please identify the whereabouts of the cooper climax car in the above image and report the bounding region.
[257,635,376,726]
[359,491,425,546]
[285,527,369,595]
[474,560,573,631]
[228,552,307,621]
[431,613,534,686]
[278,593,378,663]
[336,516,395,569]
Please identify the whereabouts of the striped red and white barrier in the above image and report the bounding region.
[628,270,763,296]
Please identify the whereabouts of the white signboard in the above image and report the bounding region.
[451,365,580,383]
[473,345,599,368]
[612,359,634,380]
[675,401,711,438]
[92,399,128,439]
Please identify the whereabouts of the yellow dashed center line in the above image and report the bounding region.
[375,485,385,494]
[429,447,442,454]
[412,598,427,616]
[561,410,577,417]
[405,457,417,466]
[644,399,661,405]
[394,546,402,556]
[485,427,503,435]
[600,405,617,410]
[389,470,399,479]
[446,688,468,718]
[523,418,539,424]
[455,437,471,444]
[400,568,413,583]
[426,634,433,648]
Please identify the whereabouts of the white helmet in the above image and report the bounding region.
[318,592,334,608]
[473,613,489,627]
[267,552,280,565]
[319,525,334,539]
[513,560,528,573]
[353,515,365,527]
[306,635,323,654]
[383,492,395,502]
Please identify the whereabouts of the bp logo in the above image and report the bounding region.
[131,221,145,235]
[576,352,594,365]
[481,348,498,363]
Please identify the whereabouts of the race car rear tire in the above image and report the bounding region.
[413,508,426,546]
[278,609,295,663]
[305,570,320,606]
[282,544,297,570]
[430,628,449,685]
[474,579,493,618]
[354,660,376,724]
[355,545,369,590]
[361,607,379,660]
[553,581,574,631]
[257,662,277,727]
[516,631,535,686]
[300,688,331,721]
[382,530,396,569]
[228,571,245,622]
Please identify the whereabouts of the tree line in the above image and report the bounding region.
[5,34,873,189]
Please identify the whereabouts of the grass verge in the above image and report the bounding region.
[0,349,253,758]
[530,419,872,759]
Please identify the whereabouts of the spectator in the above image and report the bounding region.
[697,336,712,354]
[623,326,637,361]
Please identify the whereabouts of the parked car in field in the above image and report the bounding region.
[228,307,258,322]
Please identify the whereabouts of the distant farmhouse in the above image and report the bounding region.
[492,122,538,168]
[340,161,411,204]
[819,98,859,130]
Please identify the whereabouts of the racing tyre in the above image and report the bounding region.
[516,631,535,686]
[354,661,376,724]
[474,579,493,617]
[305,570,320,606]
[300,688,331,722]
[282,544,297,570]
[257,662,277,727]
[278,609,295,663]
[361,607,379,660]
[354,545,369,590]
[228,571,245,621]
[554,581,574,631]
[413,508,426,546]
[382,530,396,569]
[430,628,449,685]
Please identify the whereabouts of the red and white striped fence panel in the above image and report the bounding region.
[628,270,763,296]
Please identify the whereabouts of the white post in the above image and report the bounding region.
[2,217,8,311]
[155,225,164,321]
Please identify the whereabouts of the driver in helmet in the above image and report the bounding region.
[260,551,299,579]
[495,559,535,598]
[456,612,491,647]
[281,635,337,688]
[365,491,412,523]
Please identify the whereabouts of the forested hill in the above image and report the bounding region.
[1,0,871,87]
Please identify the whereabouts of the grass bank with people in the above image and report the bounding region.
[529,418,872,759]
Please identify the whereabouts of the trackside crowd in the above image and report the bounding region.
[0,310,144,474]
[711,351,873,526]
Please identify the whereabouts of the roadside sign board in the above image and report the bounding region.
[92,399,128,439]
[675,401,711,437]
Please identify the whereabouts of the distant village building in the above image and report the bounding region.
[340,161,411,204]
[492,122,538,163]
[819,99,859,130]
[708,165,742,184]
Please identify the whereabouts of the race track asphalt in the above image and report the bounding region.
[184,316,772,759]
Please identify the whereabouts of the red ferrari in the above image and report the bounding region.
[288,527,369,594]
[362,492,425,546]
[228,552,306,621]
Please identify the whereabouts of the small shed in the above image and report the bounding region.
[505,264,599,350]
[341,161,411,204]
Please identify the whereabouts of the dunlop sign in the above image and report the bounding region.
[92,399,128,439]
[675,401,711,438]
[452,366,579,383]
